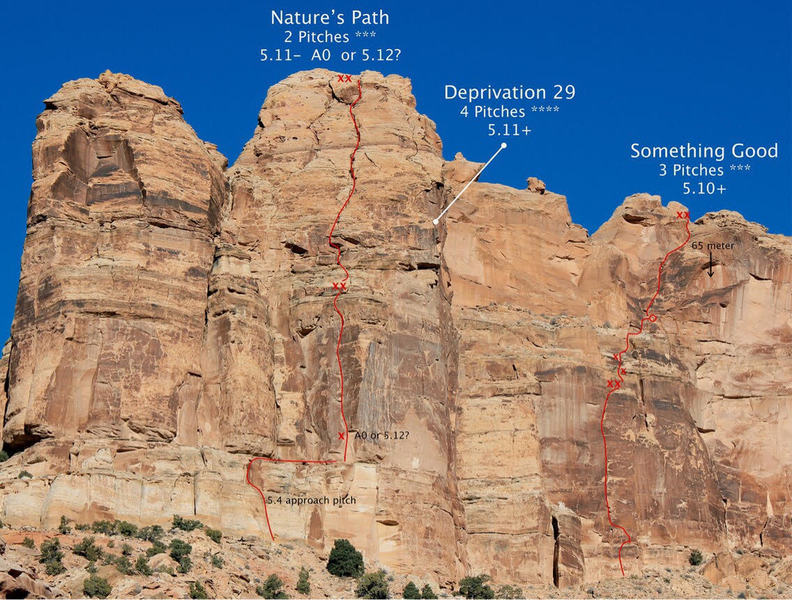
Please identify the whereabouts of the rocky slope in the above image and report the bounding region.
[0,69,789,597]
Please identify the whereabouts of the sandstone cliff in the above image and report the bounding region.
[0,69,789,596]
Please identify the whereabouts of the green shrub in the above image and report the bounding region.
[169,538,192,562]
[211,553,224,568]
[178,555,193,574]
[83,574,112,598]
[205,527,222,543]
[403,581,421,599]
[326,539,364,577]
[39,538,66,575]
[256,574,288,599]
[146,539,166,557]
[86,561,98,574]
[76,523,91,531]
[356,570,389,599]
[458,575,494,599]
[296,567,310,595]
[21,537,35,549]
[115,555,134,575]
[135,554,152,576]
[107,540,114,548]
[137,525,164,541]
[495,585,523,599]
[116,521,138,537]
[58,515,71,534]
[91,520,116,535]
[421,584,437,599]
[173,515,203,531]
[190,581,210,599]
[689,549,704,566]
[101,552,117,566]
[18,470,32,479]
[73,536,103,562]
[121,543,133,556]
[0,449,9,462]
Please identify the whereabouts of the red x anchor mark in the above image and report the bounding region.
[338,432,345,440]
[332,281,347,291]
[337,74,352,82]
[607,380,618,389]
[676,211,690,219]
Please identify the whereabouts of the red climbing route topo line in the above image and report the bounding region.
[245,457,336,541]
[600,212,691,576]
[328,78,362,462]
[244,77,362,541]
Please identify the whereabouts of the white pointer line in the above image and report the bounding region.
[432,142,507,226]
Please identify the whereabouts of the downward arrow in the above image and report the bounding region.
[707,251,714,277]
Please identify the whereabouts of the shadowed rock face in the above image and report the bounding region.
[0,69,789,587]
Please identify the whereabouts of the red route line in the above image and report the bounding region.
[328,78,362,462]
[600,213,691,575]
[245,78,363,541]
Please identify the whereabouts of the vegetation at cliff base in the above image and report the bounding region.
[296,566,311,595]
[205,527,222,543]
[326,538,364,577]
[84,574,112,598]
[403,581,421,598]
[72,536,102,561]
[256,574,288,599]
[458,575,495,599]
[39,538,65,575]
[356,570,390,599]
[173,514,204,531]
[420,584,437,599]
[189,581,210,599]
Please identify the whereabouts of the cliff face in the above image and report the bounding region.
[0,69,789,589]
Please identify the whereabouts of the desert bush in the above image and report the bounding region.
[116,520,138,537]
[18,470,32,479]
[115,555,134,575]
[178,555,193,574]
[495,585,523,599]
[170,538,192,561]
[135,554,152,576]
[21,537,35,549]
[205,527,222,543]
[91,520,116,535]
[73,536,102,562]
[421,584,437,599]
[190,581,210,599]
[39,538,66,575]
[256,574,288,599]
[689,549,704,566]
[83,574,112,598]
[173,514,203,531]
[211,553,224,568]
[403,581,421,598]
[58,515,71,534]
[146,539,166,557]
[137,524,164,541]
[458,575,494,599]
[356,570,389,599]
[296,567,310,595]
[326,538,364,577]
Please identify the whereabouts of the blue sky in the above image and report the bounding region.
[0,0,789,337]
